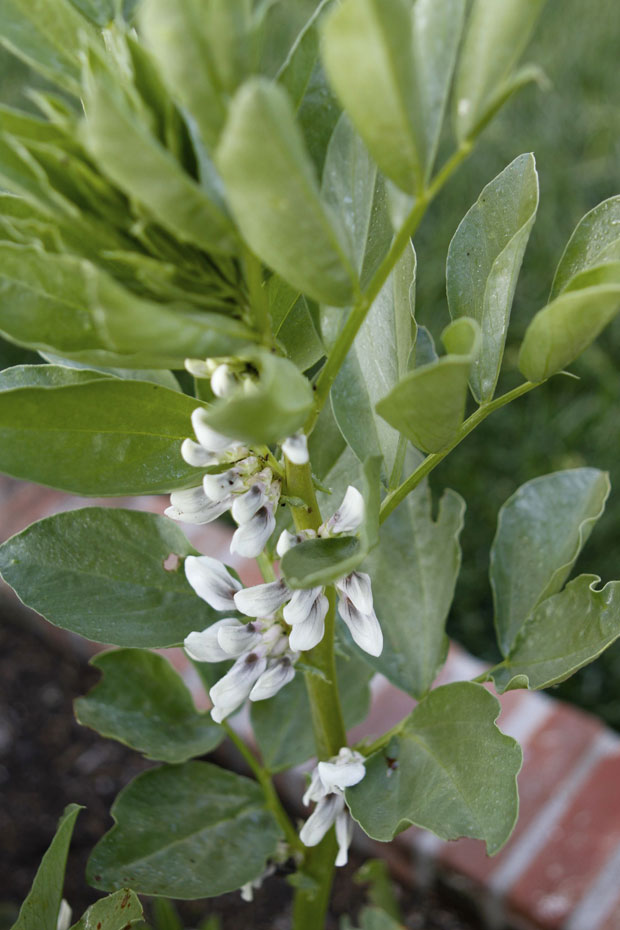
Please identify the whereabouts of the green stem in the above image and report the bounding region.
[256,550,276,582]
[304,141,473,435]
[380,380,539,523]
[223,722,303,853]
[243,246,272,346]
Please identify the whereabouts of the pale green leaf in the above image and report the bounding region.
[491,468,610,656]
[87,762,282,898]
[281,456,381,589]
[69,890,143,930]
[518,266,620,382]
[0,509,220,647]
[201,349,314,444]
[0,379,206,494]
[0,364,111,392]
[38,355,181,391]
[551,195,620,298]
[493,574,620,693]
[216,78,357,305]
[361,484,464,697]
[447,154,538,402]
[11,805,82,930]
[75,649,223,762]
[375,317,480,453]
[453,0,547,142]
[251,649,373,772]
[332,245,416,475]
[277,0,333,108]
[346,683,521,855]
[322,0,425,193]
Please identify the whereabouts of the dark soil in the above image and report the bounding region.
[0,596,485,930]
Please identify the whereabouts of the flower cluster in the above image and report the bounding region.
[165,406,280,558]
[235,486,383,657]
[299,747,367,866]
[184,556,298,722]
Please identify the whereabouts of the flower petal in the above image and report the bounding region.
[249,656,296,701]
[234,579,290,617]
[299,794,344,848]
[282,432,309,465]
[191,407,236,453]
[209,651,267,722]
[338,597,383,657]
[184,554,242,611]
[335,811,354,867]
[203,468,246,502]
[283,586,324,625]
[302,768,327,807]
[276,529,300,558]
[184,618,240,662]
[322,485,364,536]
[180,438,219,468]
[210,363,238,398]
[335,571,373,614]
[166,486,231,524]
[317,757,366,792]
[217,621,262,657]
[230,506,276,558]
[288,594,328,651]
[231,483,267,524]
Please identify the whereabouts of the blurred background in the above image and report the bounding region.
[1,0,620,729]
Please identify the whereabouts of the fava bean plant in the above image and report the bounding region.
[3,1,620,928]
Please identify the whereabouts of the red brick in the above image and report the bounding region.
[439,703,602,886]
[508,752,620,929]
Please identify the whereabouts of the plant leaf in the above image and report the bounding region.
[375,317,480,453]
[216,78,357,306]
[493,574,620,692]
[281,456,381,589]
[321,0,425,193]
[332,244,416,476]
[490,467,610,656]
[453,0,547,142]
[87,762,282,898]
[360,484,464,697]
[11,804,82,930]
[75,649,223,762]
[251,649,373,772]
[277,0,333,109]
[346,682,521,855]
[0,378,206,495]
[0,364,112,391]
[447,153,539,402]
[551,195,620,298]
[0,509,220,647]
[518,264,620,382]
[69,890,143,930]
[201,349,314,444]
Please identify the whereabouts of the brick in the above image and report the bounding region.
[439,703,602,887]
[508,751,620,929]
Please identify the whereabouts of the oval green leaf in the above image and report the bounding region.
[0,509,219,647]
[69,890,143,930]
[551,195,620,298]
[87,762,282,898]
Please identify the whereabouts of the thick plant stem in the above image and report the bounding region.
[285,457,347,929]
[380,380,539,523]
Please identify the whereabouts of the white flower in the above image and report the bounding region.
[282,431,309,465]
[184,555,242,611]
[299,747,366,866]
[234,487,383,656]
[56,900,72,930]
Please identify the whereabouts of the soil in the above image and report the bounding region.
[0,596,486,930]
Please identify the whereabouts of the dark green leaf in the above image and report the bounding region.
[201,349,314,444]
[75,649,223,762]
[69,890,143,930]
[12,804,82,930]
[87,762,282,898]
[277,0,332,109]
[375,317,480,453]
[493,574,620,692]
[491,468,610,655]
[216,78,357,306]
[281,456,381,588]
[251,649,373,772]
[453,0,547,142]
[322,0,425,193]
[0,378,205,495]
[361,484,464,697]
[346,683,521,855]
[0,509,218,647]
[447,154,539,402]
